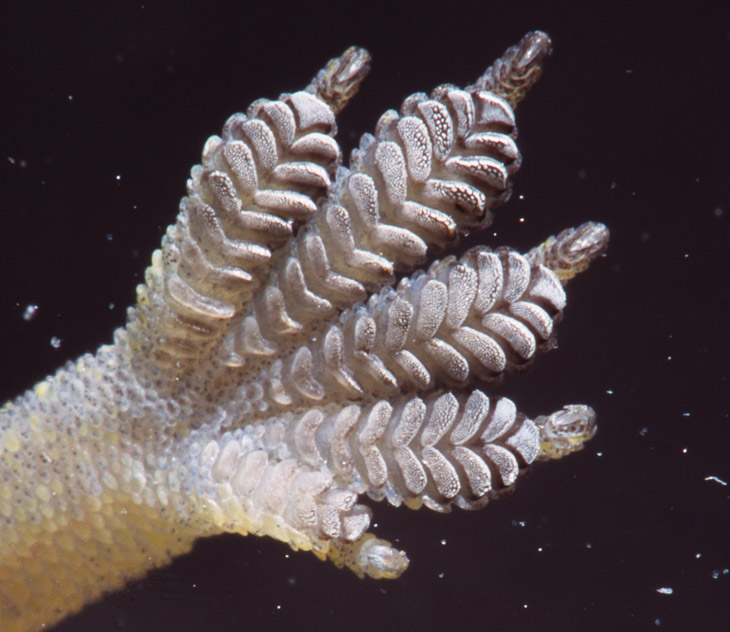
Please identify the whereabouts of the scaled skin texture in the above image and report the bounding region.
[0,32,608,631]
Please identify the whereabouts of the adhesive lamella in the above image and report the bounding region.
[0,31,608,631]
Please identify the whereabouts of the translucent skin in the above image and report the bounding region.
[0,33,607,631]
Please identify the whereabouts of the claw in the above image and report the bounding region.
[328,535,410,579]
[307,46,372,114]
[470,30,553,108]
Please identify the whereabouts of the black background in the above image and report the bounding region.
[1,1,728,631]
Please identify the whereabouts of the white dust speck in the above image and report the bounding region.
[23,304,39,321]
[50,336,62,349]
[656,587,673,595]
